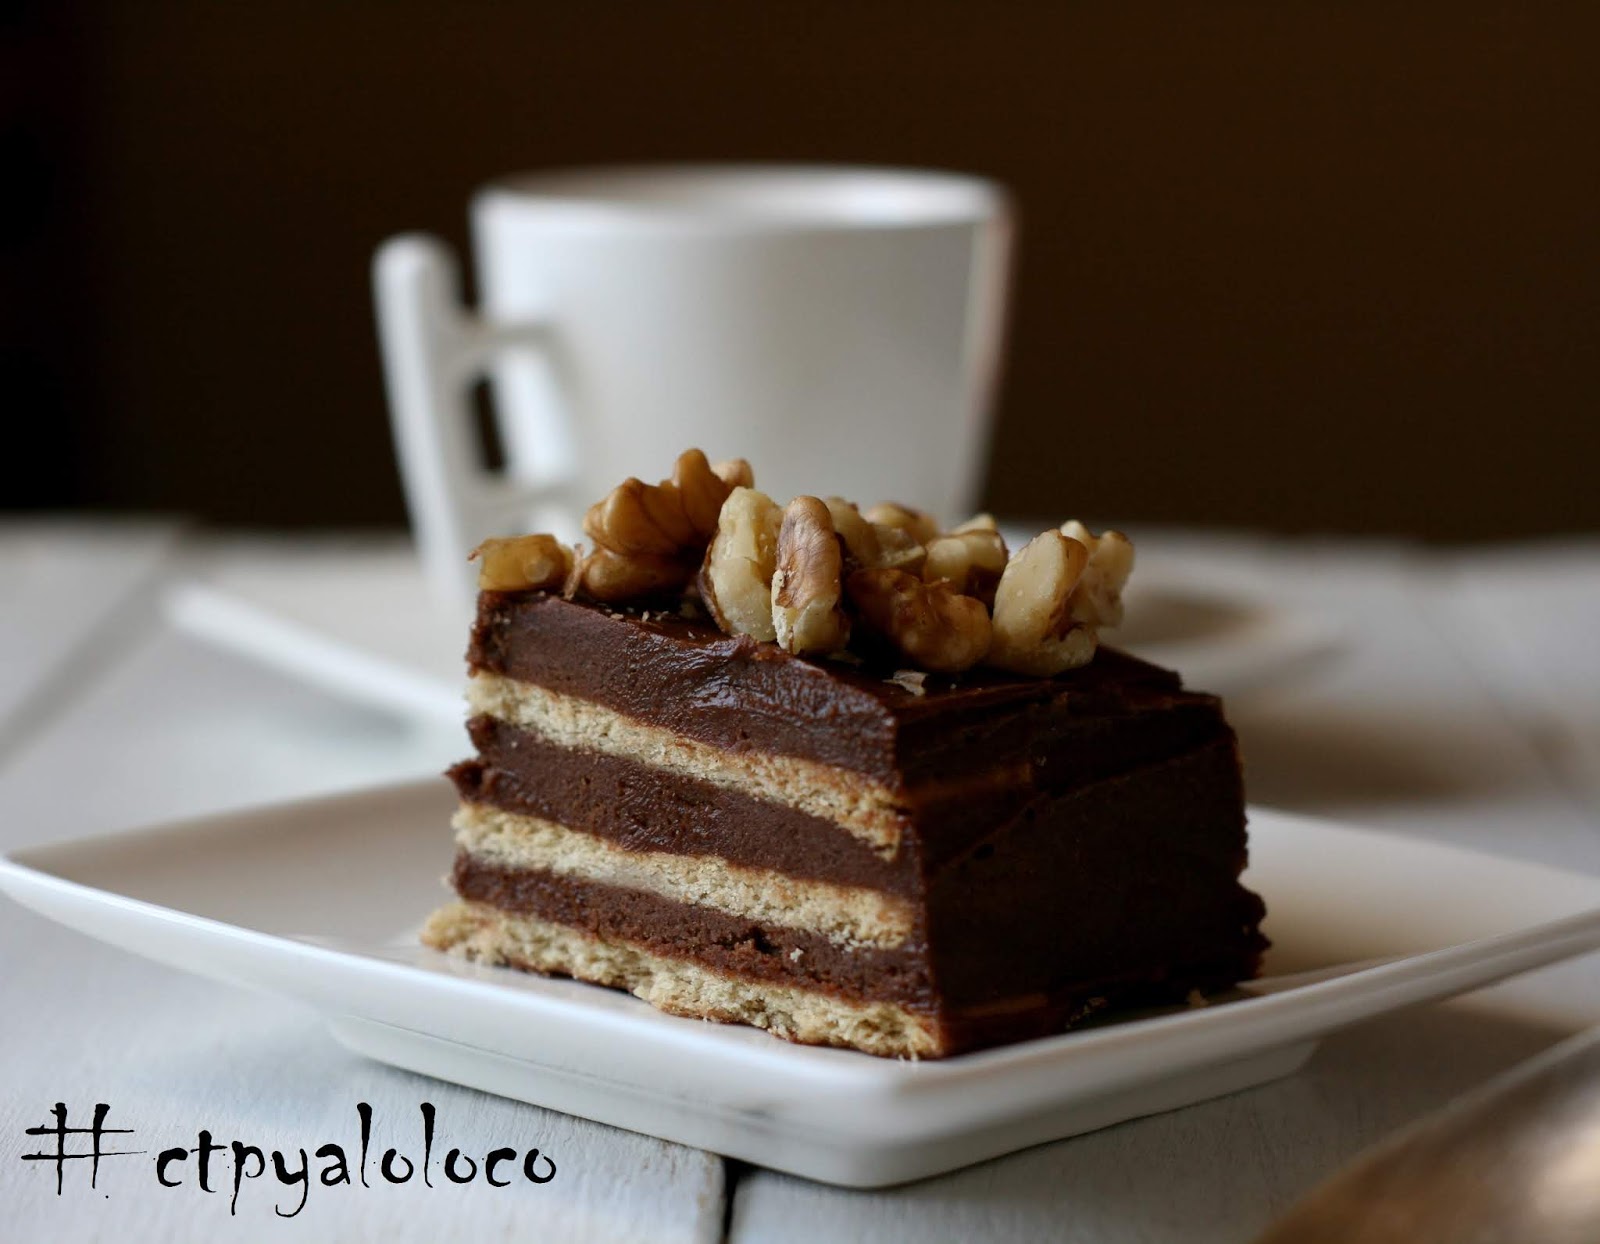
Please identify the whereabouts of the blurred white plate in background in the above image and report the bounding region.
[1116,579,1343,696]
[167,540,464,725]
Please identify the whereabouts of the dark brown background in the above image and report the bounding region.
[6,2,1597,537]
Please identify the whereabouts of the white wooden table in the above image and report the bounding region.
[2,525,1597,1243]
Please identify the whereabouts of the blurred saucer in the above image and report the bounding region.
[166,539,465,726]
[1114,581,1343,696]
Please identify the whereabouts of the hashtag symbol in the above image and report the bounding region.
[22,1103,145,1195]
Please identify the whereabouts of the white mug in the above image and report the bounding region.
[374,164,1013,608]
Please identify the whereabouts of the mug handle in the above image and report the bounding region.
[373,233,565,612]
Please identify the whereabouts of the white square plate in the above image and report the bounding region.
[4,782,1599,1187]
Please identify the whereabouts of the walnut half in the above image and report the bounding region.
[847,568,992,673]
[573,546,689,603]
[575,449,752,602]
[471,534,574,592]
[987,530,1096,675]
[771,496,851,656]
[698,486,783,642]
[923,524,1008,605]
[712,458,754,491]
[583,449,735,557]
[825,498,927,575]
[863,501,941,546]
[1060,520,1135,629]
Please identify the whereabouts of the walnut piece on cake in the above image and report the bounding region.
[472,446,1136,681]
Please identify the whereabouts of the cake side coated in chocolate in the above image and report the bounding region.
[428,590,1269,1056]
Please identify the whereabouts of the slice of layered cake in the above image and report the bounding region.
[423,451,1267,1058]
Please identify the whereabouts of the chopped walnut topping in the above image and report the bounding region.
[863,501,941,546]
[584,476,693,558]
[988,530,1096,675]
[673,448,735,540]
[923,526,1008,605]
[872,524,928,574]
[847,568,992,673]
[827,498,927,575]
[470,447,1138,682]
[698,486,783,642]
[824,497,878,569]
[578,449,746,598]
[712,458,755,490]
[771,496,851,656]
[1060,520,1135,629]
[574,546,691,603]
[470,534,574,592]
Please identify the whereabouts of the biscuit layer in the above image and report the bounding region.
[454,801,916,949]
[422,899,941,1059]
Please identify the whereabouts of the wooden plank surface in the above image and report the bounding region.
[1443,540,1600,819]
[0,520,184,760]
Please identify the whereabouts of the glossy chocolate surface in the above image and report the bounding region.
[469,592,1223,790]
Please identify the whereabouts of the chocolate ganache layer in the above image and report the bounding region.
[923,738,1265,1010]
[453,717,912,892]
[468,593,1235,803]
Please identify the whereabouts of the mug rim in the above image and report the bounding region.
[478,163,1007,231]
